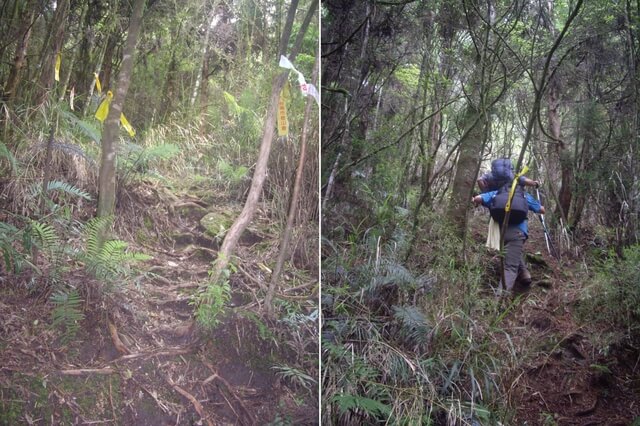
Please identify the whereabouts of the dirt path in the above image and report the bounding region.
[471,217,640,425]
[0,188,317,425]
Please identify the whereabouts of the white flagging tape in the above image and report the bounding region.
[279,55,319,105]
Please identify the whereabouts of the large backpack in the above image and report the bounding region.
[480,159,517,191]
[490,158,515,186]
[489,182,529,225]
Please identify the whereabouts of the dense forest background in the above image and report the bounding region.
[321,0,639,424]
[0,0,319,423]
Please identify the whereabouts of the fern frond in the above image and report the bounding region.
[217,158,248,184]
[272,365,317,391]
[392,305,431,349]
[51,289,84,343]
[83,216,112,258]
[381,261,415,286]
[47,180,91,200]
[0,142,17,171]
[28,220,58,250]
[62,111,101,143]
[332,394,391,418]
[223,91,244,116]
[80,218,151,283]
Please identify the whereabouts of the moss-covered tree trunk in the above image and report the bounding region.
[447,101,485,236]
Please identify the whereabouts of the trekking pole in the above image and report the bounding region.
[536,187,556,258]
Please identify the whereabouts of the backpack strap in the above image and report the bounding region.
[505,165,529,213]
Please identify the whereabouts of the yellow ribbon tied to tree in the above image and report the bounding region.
[505,165,529,212]
[277,82,290,137]
[55,53,61,82]
[119,114,135,137]
[95,91,113,122]
[95,91,136,137]
[94,72,102,94]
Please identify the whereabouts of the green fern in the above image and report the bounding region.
[47,180,91,200]
[82,217,151,283]
[194,278,231,329]
[0,221,22,272]
[217,158,248,184]
[0,141,17,171]
[27,220,58,251]
[142,143,180,161]
[83,216,110,255]
[332,394,391,418]
[223,91,250,117]
[62,111,101,143]
[51,289,84,343]
[272,365,317,392]
[392,305,431,350]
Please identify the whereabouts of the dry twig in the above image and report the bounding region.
[59,368,116,375]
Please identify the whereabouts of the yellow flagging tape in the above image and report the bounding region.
[95,91,113,122]
[505,165,529,212]
[94,73,102,94]
[55,53,61,82]
[277,83,290,136]
[119,113,135,137]
[95,90,135,137]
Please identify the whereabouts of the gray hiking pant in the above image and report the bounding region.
[502,226,527,290]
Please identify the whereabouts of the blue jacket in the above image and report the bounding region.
[479,190,542,238]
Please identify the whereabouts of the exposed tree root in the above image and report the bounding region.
[108,321,130,355]
[166,376,214,426]
[202,360,257,425]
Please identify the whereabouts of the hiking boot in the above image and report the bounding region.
[517,266,532,286]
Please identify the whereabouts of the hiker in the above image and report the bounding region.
[477,158,539,192]
[478,158,539,251]
[472,183,545,291]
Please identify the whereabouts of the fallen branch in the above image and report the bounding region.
[109,347,193,363]
[181,244,217,258]
[59,367,116,375]
[167,377,213,426]
[172,201,208,210]
[283,280,318,293]
[236,263,267,291]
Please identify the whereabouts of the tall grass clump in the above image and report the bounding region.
[322,203,517,424]
[579,244,640,343]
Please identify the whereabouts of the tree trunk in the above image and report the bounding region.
[4,8,35,102]
[191,4,218,108]
[265,50,319,317]
[36,0,70,105]
[210,0,313,284]
[101,33,118,92]
[547,74,572,221]
[97,0,145,217]
[447,102,485,236]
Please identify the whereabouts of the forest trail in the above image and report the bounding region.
[470,215,640,425]
[0,183,316,425]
